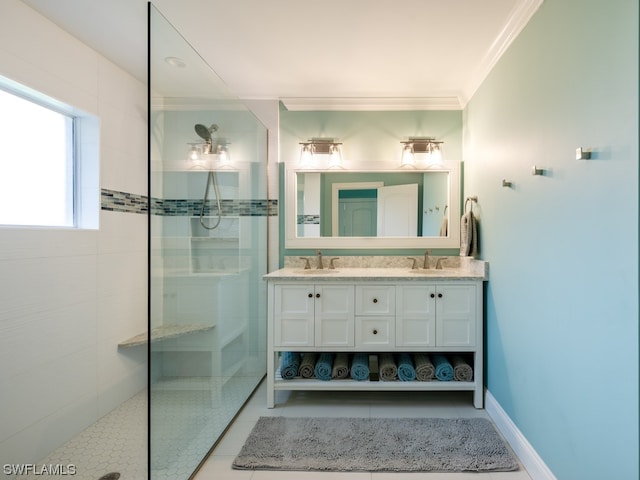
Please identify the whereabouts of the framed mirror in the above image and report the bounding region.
[285,164,460,249]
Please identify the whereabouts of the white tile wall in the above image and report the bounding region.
[0,0,147,467]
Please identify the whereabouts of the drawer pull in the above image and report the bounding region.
[308,293,313,298]
[372,298,378,303]
[437,293,443,298]
[372,329,378,335]
[430,293,435,298]
[316,293,321,298]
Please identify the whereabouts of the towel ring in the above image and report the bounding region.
[464,196,478,213]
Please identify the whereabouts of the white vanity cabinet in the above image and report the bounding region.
[396,284,477,348]
[266,267,486,409]
[274,283,355,348]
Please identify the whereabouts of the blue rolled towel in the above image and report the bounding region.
[396,353,416,381]
[314,353,335,381]
[433,354,454,381]
[279,352,301,380]
[350,353,370,381]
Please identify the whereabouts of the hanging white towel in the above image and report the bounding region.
[460,210,477,256]
[439,215,448,236]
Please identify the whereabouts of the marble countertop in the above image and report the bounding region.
[264,259,488,281]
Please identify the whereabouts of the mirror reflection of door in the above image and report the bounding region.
[338,189,377,236]
[377,183,418,236]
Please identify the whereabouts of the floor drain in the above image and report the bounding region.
[98,474,120,480]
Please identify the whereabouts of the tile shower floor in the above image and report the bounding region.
[19,375,261,480]
[21,390,147,480]
[194,381,533,480]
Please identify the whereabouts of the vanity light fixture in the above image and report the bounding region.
[186,123,232,169]
[400,138,444,167]
[299,138,343,168]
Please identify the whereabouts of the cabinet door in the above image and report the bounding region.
[355,285,395,315]
[315,285,355,347]
[274,284,314,347]
[435,284,477,347]
[396,284,436,347]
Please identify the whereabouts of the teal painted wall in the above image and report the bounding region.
[463,1,638,479]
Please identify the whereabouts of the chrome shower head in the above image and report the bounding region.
[194,123,218,141]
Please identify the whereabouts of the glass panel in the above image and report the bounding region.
[149,6,267,479]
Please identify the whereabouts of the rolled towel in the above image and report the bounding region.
[314,353,335,381]
[378,353,398,381]
[332,353,350,379]
[279,352,301,380]
[350,353,370,381]
[396,353,416,381]
[299,353,318,378]
[413,353,435,381]
[432,354,454,381]
[452,355,474,381]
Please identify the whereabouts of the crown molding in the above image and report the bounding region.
[280,97,463,111]
[460,0,544,107]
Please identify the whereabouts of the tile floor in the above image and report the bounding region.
[20,390,147,480]
[194,381,532,480]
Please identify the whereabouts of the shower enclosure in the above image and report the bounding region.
[149,5,268,479]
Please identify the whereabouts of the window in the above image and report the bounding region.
[0,77,98,228]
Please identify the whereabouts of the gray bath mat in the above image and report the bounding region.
[232,416,519,472]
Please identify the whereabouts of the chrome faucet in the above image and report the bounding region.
[407,257,419,270]
[436,257,447,269]
[423,249,431,269]
[329,257,340,269]
[316,250,324,269]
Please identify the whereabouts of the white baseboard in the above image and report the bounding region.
[485,390,557,480]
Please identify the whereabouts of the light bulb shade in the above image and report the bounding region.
[328,145,342,168]
[217,144,231,165]
[401,144,415,167]
[299,144,313,167]
[427,144,443,165]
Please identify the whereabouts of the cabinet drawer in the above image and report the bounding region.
[355,285,395,315]
[356,316,394,348]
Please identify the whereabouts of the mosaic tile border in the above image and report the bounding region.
[157,198,278,217]
[101,189,277,217]
[101,189,148,214]
[297,214,320,225]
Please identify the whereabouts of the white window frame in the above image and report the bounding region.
[0,75,99,229]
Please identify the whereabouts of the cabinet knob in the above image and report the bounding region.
[372,298,378,303]
[437,293,443,298]
[308,293,313,298]
[316,293,321,298]
[430,293,435,298]
[372,329,378,335]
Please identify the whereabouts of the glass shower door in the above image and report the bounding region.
[149,5,268,479]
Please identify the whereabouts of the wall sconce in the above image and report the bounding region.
[186,123,231,169]
[400,138,444,167]
[299,138,343,168]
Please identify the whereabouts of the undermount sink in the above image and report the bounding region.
[292,269,340,275]
[408,269,453,274]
